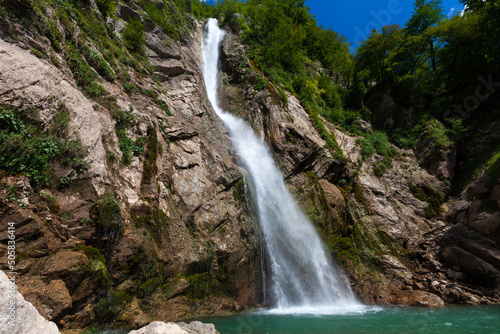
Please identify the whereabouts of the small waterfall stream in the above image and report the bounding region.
[202,18,361,313]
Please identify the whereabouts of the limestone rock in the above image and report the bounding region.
[353,118,372,133]
[466,178,491,199]
[392,290,445,307]
[145,31,182,59]
[36,250,88,291]
[129,321,187,334]
[0,270,60,334]
[117,4,142,22]
[115,298,151,329]
[457,292,480,305]
[469,211,500,237]
[178,321,220,334]
[492,184,500,208]
[150,58,185,77]
[68,304,94,329]
[379,255,413,281]
[0,38,108,194]
[460,240,500,268]
[17,279,72,321]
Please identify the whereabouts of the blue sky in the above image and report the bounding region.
[304,0,465,49]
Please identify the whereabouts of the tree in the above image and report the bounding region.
[355,24,403,86]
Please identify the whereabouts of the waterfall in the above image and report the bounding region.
[202,18,361,313]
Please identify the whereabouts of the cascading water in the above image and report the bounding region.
[202,18,361,313]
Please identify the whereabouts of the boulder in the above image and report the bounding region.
[441,246,500,289]
[460,240,500,268]
[117,4,142,22]
[150,58,185,77]
[128,321,187,334]
[178,321,219,334]
[114,298,151,329]
[0,270,60,334]
[128,321,220,334]
[392,290,445,307]
[145,32,182,59]
[38,250,88,291]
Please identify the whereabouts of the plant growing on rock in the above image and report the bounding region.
[91,191,123,230]
[0,106,87,187]
[122,19,145,54]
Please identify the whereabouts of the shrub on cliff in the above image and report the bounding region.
[122,19,145,54]
[91,192,123,230]
[0,106,88,187]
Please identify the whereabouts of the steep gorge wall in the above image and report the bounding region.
[218,28,500,307]
[0,2,262,330]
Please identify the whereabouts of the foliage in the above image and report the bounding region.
[58,176,73,191]
[191,0,215,18]
[358,132,397,177]
[122,20,145,54]
[83,45,116,81]
[95,0,116,18]
[154,99,172,115]
[0,106,87,188]
[409,181,444,218]
[73,243,106,263]
[112,108,143,165]
[91,191,122,230]
[233,178,246,202]
[143,0,177,38]
[344,0,500,188]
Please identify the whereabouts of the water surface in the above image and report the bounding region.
[206,305,500,334]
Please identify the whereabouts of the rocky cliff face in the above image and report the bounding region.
[0,0,498,332]
[0,1,262,330]
[218,29,500,307]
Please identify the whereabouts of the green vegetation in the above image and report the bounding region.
[112,108,144,165]
[233,178,246,202]
[213,0,499,195]
[91,192,123,230]
[352,0,499,182]
[83,45,116,81]
[58,176,73,191]
[122,20,145,54]
[65,42,107,98]
[358,132,397,176]
[409,181,444,218]
[131,207,169,247]
[73,243,106,263]
[95,0,116,18]
[0,106,87,188]
[97,288,132,323]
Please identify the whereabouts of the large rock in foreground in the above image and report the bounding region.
[129,321,219,334]
[0,270,60,334]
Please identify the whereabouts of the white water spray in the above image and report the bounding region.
[202,18,361,313]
